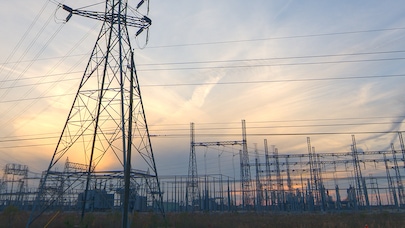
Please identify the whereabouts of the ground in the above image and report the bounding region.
[1,208,404,227]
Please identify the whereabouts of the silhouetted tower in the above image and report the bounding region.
[369,174,382,208]
[274,148,283,210]
[254,144,263,209]
[240,120,252,208]
[187,122,200,210]
[190,121,245,210]
[383,153,398,208]
[315,153,326,211]
[263,139,272,207]
[28,1,164,227]
[391,143,404,206]
[351,135,365,208]
[335,185,341,210]
[286,156,292,192]
[307,138,314,197]
[399,132,405,168]
[1,163,28,207]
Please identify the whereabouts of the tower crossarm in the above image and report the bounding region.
[192,141,243,147]
[264,150,391,160]
[62,4,151,33]
[253,158,392,167]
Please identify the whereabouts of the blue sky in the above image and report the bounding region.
[1,0,405,178]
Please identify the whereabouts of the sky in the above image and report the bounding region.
[1,0,405,180]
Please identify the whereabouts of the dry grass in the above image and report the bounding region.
[1,207,404,228]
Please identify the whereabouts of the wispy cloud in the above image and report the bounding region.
[1,0,405,175]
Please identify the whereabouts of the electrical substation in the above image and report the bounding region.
[2,0,405,227]
[2,121,405,215]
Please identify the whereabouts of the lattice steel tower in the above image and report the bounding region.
[240,119,252,208]
[28,0,164,226]
[186,122,200,210]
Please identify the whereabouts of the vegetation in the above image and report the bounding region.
[1,210,404,227]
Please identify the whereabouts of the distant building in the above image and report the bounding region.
[77,189,114,211]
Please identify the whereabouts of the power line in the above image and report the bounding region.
[153,116,405,126]
[139,50,405,67]
[3,73,405,91]
[142,74,405,87]
[0,143,55,149]
[0,131,403,149]
[0,0,50,84]
[0,70,395,102]
[248,116,405,123]
[0,22,99,132]
[0,23,65,100]
[1,126,403,144]
[2,48,405,90]
[143,27,405,49]
[0,78,78,90]
[0,94,75,103]
[0,54,88,66]
[0,71,81,83]
[76,1,104,10]
[3,49,405,67]
[149,122,405,132]
[138,56,405,72]
[150,131,405,138]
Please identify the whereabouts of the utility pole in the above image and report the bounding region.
[27,1,164,227]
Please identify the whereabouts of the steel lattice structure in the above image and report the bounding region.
[188,120,252,209]
[186,123,200,210]
[27,0,164,227]
[0,164,29,208]
[240,120,253,208]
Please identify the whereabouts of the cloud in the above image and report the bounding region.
[2,0,405,177]
[187,73,223,108]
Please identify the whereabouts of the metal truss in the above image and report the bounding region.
[27,1,163,227]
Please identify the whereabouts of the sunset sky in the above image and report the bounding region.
[1,0,405,179]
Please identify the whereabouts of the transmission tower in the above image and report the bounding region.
[351,135,367,208]
[189,120,246,209]
[1,164,29,207]
[390,143,404,206]
[254,143,263,210]
[383,153,398,207]
[27,1,164,227]
[398,131,405,168]
[186,122,200,211]
[306,137,315,208]
[240,119,252,208]
[263,139,272,208]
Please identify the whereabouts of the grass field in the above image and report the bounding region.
[1,207,404,228]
